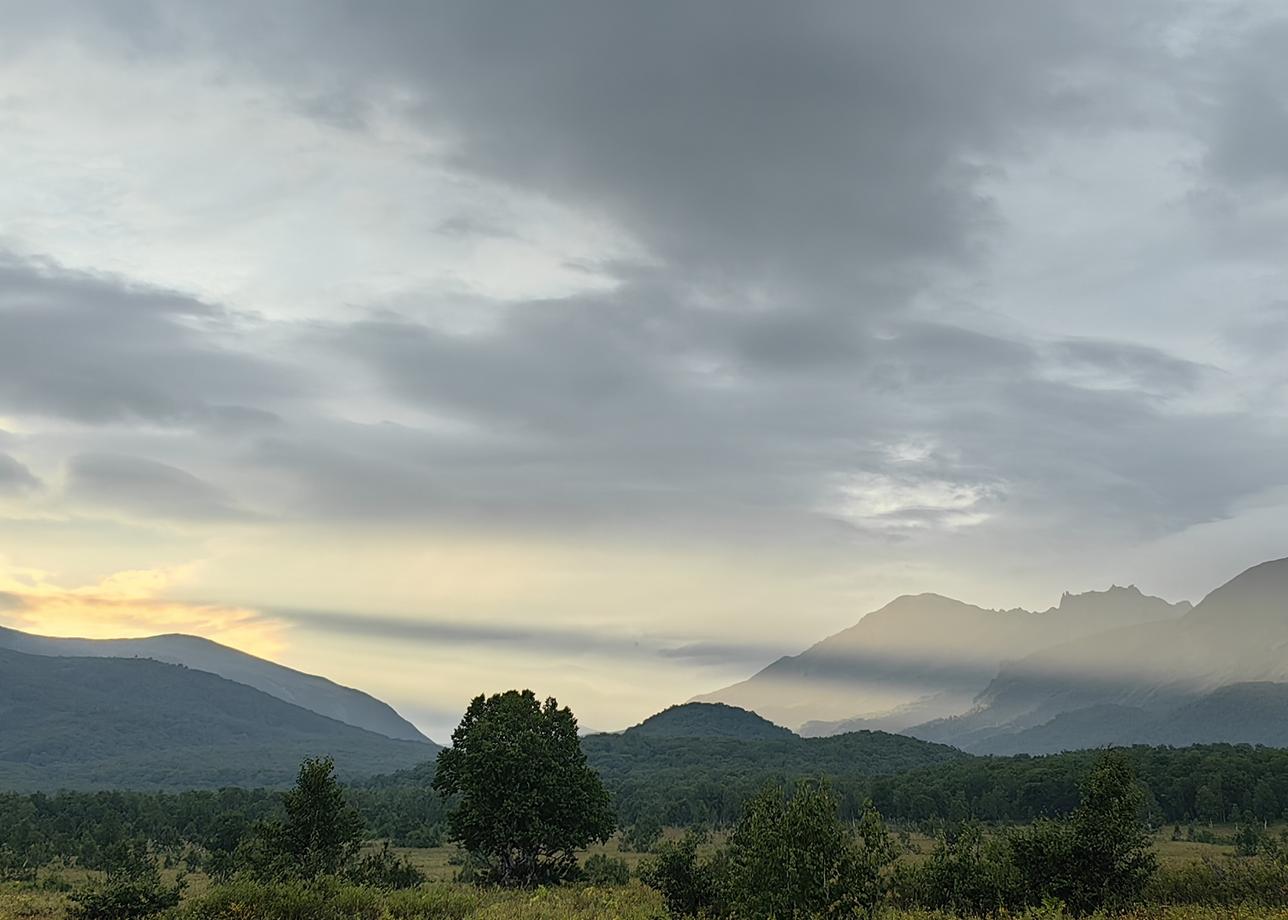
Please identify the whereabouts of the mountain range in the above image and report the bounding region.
[0,645,436,790]
[6,553,1288,790]
[696,584,1190,733]
[698,556,1288,755]
[0,625,427,742]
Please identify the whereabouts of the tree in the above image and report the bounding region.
[1253,778,1280,823]
[1010,751,1157,915]
[68,841,183,920]
[582,852,631,886]
[639,830,727,918]
[433,689,615,886]
[243,756,365,880]
[726,781,894,920]
[622,814,663,852]
[908,822,1023,916]
[1196,782,1224,825]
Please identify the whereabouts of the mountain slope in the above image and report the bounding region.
[914,558,1288,753]
[695,587,1188,732]
[0,646,437,791]
[0,625,427,742]
[623,702,795,740]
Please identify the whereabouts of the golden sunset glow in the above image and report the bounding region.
[0,560,284,659]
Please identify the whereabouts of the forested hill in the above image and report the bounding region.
[0,647,437,791]
[619,702,796,740]
[581,727,964,796]
[0,624,427,742]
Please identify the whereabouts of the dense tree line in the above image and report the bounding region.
[7,741,1288,872]
[609,742,1288,830]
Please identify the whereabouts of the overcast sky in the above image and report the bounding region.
[2,1,1287,739]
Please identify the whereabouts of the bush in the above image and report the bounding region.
[346,843,425,890]
[725,782,894,920]
[582,853,631,886]
[621,816,663,853]
[1147,856,1288,907]
[68,847,183,920]
[897,752,1157,917]
[893,822,1022,916]
[638,830,727,918]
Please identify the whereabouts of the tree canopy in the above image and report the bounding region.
[432,690,615,886]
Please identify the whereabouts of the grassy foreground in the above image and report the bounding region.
[13,882,1288,920]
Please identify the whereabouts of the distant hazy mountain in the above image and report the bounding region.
[695,587,1189,733]
[623,702,796,740]
[912,558,1288,753]
[0,646,436,791]
[0,625,427,742]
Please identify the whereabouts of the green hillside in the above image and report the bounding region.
[621,702,795,740]
[0,647,437,791]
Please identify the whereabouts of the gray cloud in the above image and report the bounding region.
[0,453,40,493]
[0,0,1284,632]
[273,604,786,670]
[1050,338,1212,394]
[66,453,250,522]
[1202,18,1288,189]
[0,253,295,428]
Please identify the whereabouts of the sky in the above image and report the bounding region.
[1,1,1288,741]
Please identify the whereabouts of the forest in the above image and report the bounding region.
[8,692,1288,920]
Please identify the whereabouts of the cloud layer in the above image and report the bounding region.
[1,0,1287,735]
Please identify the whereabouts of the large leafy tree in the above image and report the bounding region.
[433,690,615,886]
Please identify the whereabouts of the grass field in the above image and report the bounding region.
[12,883,1288,920]
[0,826,1252,919]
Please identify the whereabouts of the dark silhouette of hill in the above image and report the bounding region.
[621,702,796,740]
[0,647,437,791]
[0,625,427,742]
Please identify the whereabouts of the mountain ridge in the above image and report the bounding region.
[0,645,437,791]
[694,585,1189,733]
[906,556,1288,753]
[0,624,428,743]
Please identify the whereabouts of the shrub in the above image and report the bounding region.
[725,782,894,920]
[346,843,425,890]
[1147,856,1288,907]
[582,853,630,886]
[68,848,183,920]
[894,822,1022,916]
[621,816,663,853]
[638,830,727,918]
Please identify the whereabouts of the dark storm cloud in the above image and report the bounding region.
[0,254,294,428]
[66,453,249,521]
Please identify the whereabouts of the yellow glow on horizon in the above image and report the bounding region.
[0,559,284,659]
